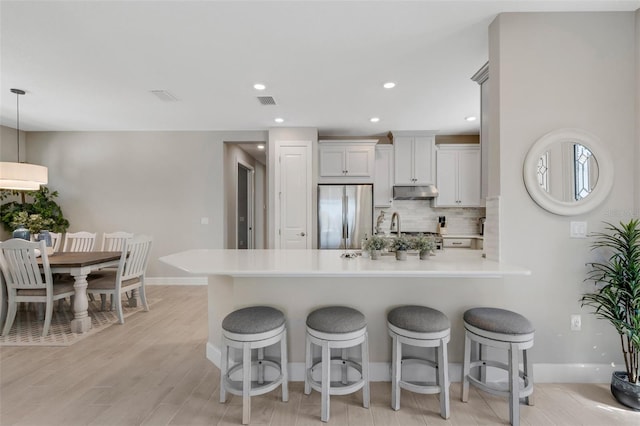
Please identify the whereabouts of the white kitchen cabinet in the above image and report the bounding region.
[374,145,394,207]
[392,132,436,185]
[318,140,377,183]
[435,144,481,207]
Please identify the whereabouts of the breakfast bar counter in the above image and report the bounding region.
[160,249,530,380]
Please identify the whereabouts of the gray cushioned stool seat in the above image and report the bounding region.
[306,306,366,334]
[464,307,534,335]
[222,306,285,334]
[388,305,450,333]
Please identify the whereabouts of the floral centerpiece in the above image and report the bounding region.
[413,234,436,260]
[364,235,387,259]
[392,234,412,260]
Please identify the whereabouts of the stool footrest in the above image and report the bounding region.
[400,380,445,395]
[307,359,365,395]
[224,359,285,397]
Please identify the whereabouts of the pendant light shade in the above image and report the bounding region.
[0,89,48,191]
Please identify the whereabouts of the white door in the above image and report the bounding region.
[394,137,415,184]
[413,136,435,184]
[458,148,481,206]
[278,143,312,249]
[435,150,458,206]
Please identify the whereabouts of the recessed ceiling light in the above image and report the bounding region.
[370,117,380,123]
[274,117,284,123]
[465,116,477,122]
[253,83,266,90]
[257,144,265,150]
[383,82,396,89]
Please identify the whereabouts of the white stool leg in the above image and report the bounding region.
[242,342,252,425]
[390,332,401,410]
[438,338,450,419]
[508,343,520,426]
[219,340,228,403]
[321,340,331,422]
[341,348,348,385]
[524,348,534,406]
[304,333,312,395]
[362,332,370,409]
[461,332,471,402]
[258,347,265,385]
[281,328,289,402]
[479,343,487,383]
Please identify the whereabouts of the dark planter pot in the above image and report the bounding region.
[611,371,640,410]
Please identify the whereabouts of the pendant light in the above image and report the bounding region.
[0,88,48,190]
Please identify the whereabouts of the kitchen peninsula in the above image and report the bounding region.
[160,249,530,380]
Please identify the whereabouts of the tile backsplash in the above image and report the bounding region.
[374,200,485,235]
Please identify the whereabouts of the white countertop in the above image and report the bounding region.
[160,249,530,278]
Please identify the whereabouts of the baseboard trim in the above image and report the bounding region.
[205,342,615,383]
[146,277,207,286]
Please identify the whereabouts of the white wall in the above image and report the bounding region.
[23,130,267,276]
[491,12,637,369]
[636,8,640,215]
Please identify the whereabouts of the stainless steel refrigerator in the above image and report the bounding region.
[318,184,373,249]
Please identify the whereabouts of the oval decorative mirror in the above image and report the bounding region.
[523,128,613,216]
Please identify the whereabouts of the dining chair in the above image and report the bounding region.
[63,231,97,252]
[97,231,133,310]
[87,235,152,324]
[0,239,75,337]
[100,231,133,251]
[49,232,62,253]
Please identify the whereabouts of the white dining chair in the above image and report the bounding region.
[100,231,133,252]
[0,239,75,337]
[49,232,62,253]
[97,232,133,310]
[63,231,97,252]
[87,235,152,324]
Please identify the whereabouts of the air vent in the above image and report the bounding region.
[150,90,179,102]
[257,96,276,105]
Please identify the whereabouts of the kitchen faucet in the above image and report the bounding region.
[390,212,401,235]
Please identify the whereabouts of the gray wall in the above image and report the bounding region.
[491,12,637,368]
[19,130,267,277]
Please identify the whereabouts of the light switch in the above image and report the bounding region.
[570,221,587,238]
[201,217,209,225]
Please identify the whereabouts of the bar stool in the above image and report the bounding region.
[304,306,370,422]
[387,305,451,419]
[219,306,288,425]
[461,307,534,426]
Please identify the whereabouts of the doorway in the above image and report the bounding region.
[237,163,254,249]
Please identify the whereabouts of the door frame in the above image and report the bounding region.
[274,140,313,249]
[236,158,255,249]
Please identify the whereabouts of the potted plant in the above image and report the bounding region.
[581,219,640,410]
[1,187,69,236]
[392,234,412,261]
[365,235,387,260]
[413,234,436,260]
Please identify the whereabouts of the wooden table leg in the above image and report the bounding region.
[70,273,92,333]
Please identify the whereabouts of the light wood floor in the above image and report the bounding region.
[1,285,639,425]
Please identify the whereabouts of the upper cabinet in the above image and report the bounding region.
[374,145,394,207]
[435,144,481,207]
[391,131,436,185]
[318,139,377,183]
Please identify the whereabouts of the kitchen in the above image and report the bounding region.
[1,2,639,424]
[315,133,485,253]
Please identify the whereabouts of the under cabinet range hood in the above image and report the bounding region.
[393,185,439,200]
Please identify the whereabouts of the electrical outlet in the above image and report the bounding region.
[571,314,581,331]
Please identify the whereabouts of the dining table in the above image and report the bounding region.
[47,251,122,333]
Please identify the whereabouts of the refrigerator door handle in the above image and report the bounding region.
[344,196,349,239]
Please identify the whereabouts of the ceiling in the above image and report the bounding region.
[1,1,638,137]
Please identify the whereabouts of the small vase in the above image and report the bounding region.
[419,250,431,260]
[12,224,30,241]
[37,230,52,247]
[396,250,407,261]
[370,249,381,260]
